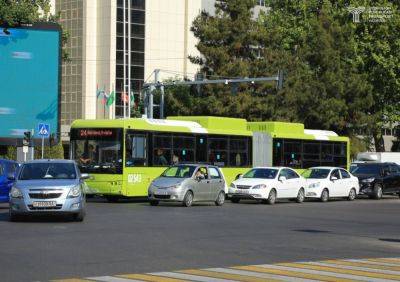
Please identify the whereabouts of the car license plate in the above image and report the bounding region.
[238,189,249,194]
[32,201,57,208]
[156,190,167,195]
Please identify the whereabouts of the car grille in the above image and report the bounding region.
[28,204,63,210]
[154,195,171,199]
[236,185,251,190]
[29,193,62,199]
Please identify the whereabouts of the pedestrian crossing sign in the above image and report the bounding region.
[38,123,50,138]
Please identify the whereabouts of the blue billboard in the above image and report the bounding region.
[0,24,60,144]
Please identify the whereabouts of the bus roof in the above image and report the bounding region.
[71,117,348,142]
[71,117,252,136]
[247,121,349,142]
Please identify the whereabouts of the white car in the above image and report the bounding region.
[303,167,359,202]
[228,167,307,204]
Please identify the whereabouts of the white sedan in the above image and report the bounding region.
[303,167,359,202]
[228,167,307,204]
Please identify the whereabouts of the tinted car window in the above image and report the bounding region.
[287,169,299,179]
[243,168,278,179]
[19,163,77,180]
[340,169,351,179]
[351,164,381,176]
[331,169,341,179]
[390,165,400,174]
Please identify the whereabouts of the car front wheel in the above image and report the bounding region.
[183,191,194,207]
[73,210,85,222]
[266,189,276,205]
[320,189,329,202]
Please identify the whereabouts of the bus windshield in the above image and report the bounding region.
[161,165,197,178]
[71,128,123,174]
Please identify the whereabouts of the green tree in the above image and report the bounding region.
[187,0,400,152]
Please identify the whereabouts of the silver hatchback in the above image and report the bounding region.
[9,160,88,221]
[148,164,226,207]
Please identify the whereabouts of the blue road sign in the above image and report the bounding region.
[38,123,50,138]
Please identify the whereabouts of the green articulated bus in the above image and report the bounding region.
[70,116,349,200]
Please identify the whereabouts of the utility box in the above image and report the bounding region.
[17,147,34,163]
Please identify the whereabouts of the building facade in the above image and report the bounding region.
[55,0,213,141]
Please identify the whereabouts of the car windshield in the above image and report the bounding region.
[19,163,77,180]
[350,164,381,176]
[161,165,196,178]
[243,168,278,179]
[302,168,331,179]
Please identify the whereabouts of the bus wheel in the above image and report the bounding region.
[105,196,120,203]
[149,200,159,206]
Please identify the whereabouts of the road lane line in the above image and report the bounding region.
[52,279,93,282]
[178,269,281,282]
[87,276,143,282]
[279,262,400,281]
[233,265,353,282]
[118,273,187,282]
[323,259,400,272]
[368,258,400,265]
[206,267,314,282]
[349,259,400,267]
[255,264,371,282]
[151,271,233,282]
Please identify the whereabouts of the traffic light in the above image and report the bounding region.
[23,131,31,146]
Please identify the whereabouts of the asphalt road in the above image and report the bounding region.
[1,196,400,282]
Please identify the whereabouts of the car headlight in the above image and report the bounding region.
[166,184,180,189]
[308,182,321,189]
[10,187,23,199]
[68,186,81,198]
[230,183,236,188]
[361,178,375,183]
[252,184,267,189]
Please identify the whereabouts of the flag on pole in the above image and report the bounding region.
[106,91,115,107]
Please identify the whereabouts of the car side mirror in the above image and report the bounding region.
[81,173,90,180]
[278,176,286,182]
[383,170,390,177]
[7,173,15,181]
[330,176,338,181]
[235,174,243,180]
[195,175,204,182]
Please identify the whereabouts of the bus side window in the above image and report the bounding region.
[126,134,147,167]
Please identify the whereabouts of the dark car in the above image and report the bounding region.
[350,162,400,199]
[0,159,19,203]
